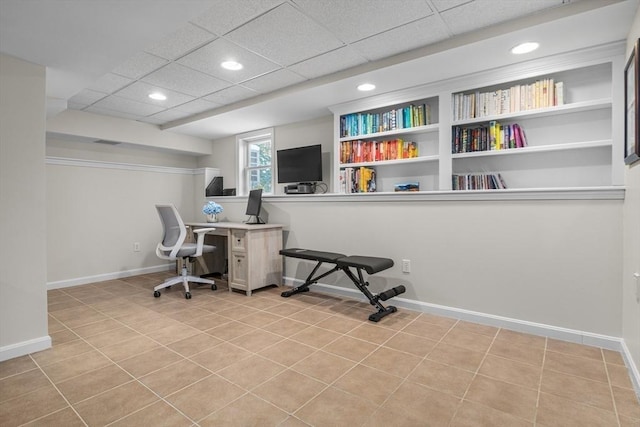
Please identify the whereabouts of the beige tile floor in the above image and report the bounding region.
[1,272,639,426]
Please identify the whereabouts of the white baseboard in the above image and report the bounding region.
[47,264,172,290]
[283,276,640,399]
[0,335,51,362]
[620,340,640,400]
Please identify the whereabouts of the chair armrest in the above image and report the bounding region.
[193,227,216,257]
[193,228,217,235]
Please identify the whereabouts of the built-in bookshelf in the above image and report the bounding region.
[333,96,440,193]
[330,43,623,195]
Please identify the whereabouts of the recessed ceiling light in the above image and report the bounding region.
[357,83,376,91]
[221,61,243,71]
[511,42,539,55]
[148,92,167,101]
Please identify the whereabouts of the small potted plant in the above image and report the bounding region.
[203,201,223,222]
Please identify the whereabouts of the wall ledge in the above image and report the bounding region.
[46,156,209,175]
[267,187,625,202]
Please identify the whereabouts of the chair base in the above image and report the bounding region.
[153,264,216,299]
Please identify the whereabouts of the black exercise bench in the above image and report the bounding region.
[279,248,406,322]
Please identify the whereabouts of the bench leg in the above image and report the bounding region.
[281,263,340,297]
[341,267,399,322]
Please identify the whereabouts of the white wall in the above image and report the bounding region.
[622,4,640,393]
[197,116,334,197]
[46,138,200,286]
[48,109,214,155]
[204,116,624,340]
[0,54,50,360]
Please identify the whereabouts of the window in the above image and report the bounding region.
[237,128,273,195]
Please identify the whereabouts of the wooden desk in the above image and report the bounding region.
[186,222,283,296]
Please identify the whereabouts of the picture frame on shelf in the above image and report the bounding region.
[624,38,640,165]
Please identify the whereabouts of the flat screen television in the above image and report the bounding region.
[245,188,264,224]
[277,144,322,184]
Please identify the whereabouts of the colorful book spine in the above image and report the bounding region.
[452,79,564,120]
[452,173,507,190]
[451,123,528,153]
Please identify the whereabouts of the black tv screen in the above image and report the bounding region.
[277,144,322,184]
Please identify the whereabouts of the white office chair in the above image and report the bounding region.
[154,204,217,299]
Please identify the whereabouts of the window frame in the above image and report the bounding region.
[236,128,274,196]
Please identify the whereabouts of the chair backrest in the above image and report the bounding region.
[155,204,187,260]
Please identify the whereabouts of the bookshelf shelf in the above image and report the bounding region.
[338,123,439,142]
[329,43,623,195]
[340,154,439,168]
[451,98,612,126]
[451,140,612,159]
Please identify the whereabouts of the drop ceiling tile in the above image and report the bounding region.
[226,3,343,66]
[68,89,108,107]
[178,37,280,84]
[351,15,450,61]
[88,73,133,94]
[90,95,165,117]
[288,46,368,79]
[142,62,231,97]
[111,52,168,79]
[145,23,216,60]
[139,108,194,125]
[202,85,259,105]
[67,101,87,110]
[175,98,221,114]
[430,0,475,12]
[84,105,145,121]
[114,81,195,108]
[191,0,284,36]
[439,0,565,34]
[241,68,306,94]
[292,0,434,43]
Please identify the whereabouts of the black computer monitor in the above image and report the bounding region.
[245,189,265,224]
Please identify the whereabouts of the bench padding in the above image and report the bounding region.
[336,256,394,275]
[279,248,346,263]
[280,247,403,322]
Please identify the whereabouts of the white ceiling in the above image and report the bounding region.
[1,0,638,142]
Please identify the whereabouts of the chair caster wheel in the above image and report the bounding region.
[185,292,192,299]
[153,291,161,298]
[211,284,217,291]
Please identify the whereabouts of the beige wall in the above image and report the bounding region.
[204,117,624,339]
[0,54,49,360]
[622,3,640,393]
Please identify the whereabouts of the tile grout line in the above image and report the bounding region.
[446,324,502,426]
[532,336,548,426]
[24,274,638,426]
[48,291,218,426]
[602,347,623,427]
[25,353,89,427]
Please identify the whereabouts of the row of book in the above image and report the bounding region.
[340,139,419,164]
[451,121,528,153]
[452,173,507,190]
[339,167,376,193]
[452,79,564,121]
[340,103,432,137]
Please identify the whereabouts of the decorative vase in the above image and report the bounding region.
[206,213,218,223]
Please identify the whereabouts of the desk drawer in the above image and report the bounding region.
[230,252,247,285]
[231,230,247,251]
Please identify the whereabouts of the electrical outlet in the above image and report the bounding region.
[133,242,141,252]
[402,259,411,273]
